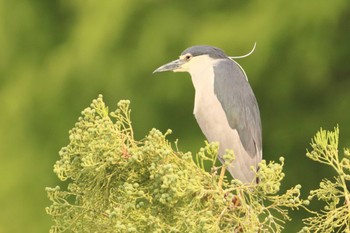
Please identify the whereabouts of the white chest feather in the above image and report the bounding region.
[187,56,257,182]
[188,57,229,142]
[190,63,232,146]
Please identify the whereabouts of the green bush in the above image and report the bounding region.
[300,127,350,233]
[46,96,350,232]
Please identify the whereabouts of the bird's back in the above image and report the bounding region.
[191,58,262,183]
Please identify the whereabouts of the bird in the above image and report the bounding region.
[153,45,262,184]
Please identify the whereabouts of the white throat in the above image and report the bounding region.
[187,55,219,93]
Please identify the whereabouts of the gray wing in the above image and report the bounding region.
[213,59,262,158]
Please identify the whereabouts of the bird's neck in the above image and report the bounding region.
[189,59,220,94]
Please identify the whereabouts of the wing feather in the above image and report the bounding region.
[213,59,262,158]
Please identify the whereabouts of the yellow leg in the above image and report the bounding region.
[218,166,226,189]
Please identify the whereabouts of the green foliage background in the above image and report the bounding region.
[1,0,350,232]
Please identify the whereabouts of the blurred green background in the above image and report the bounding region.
[1,0,350,232]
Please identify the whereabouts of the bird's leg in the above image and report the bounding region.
[218,166,226,189]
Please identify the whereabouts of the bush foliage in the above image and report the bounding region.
[46,96,350,232]
[300,127,350,233]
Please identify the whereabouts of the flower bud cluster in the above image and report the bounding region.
[46,96,311,233]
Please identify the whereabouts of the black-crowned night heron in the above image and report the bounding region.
[153,45,262,184]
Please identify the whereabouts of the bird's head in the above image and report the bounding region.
[153,45,228,74]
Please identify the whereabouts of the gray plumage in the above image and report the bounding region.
[213,59,261,158]
[181,46,228,59]
[154,45,262,183]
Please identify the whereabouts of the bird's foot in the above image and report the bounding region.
[218,166,226,189]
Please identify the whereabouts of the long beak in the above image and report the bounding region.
[153,59,185,73]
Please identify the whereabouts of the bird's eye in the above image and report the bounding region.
[185,54,192,61]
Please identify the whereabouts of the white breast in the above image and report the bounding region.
[188,56,257,183]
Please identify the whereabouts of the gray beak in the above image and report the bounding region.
[153,59,185,73]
